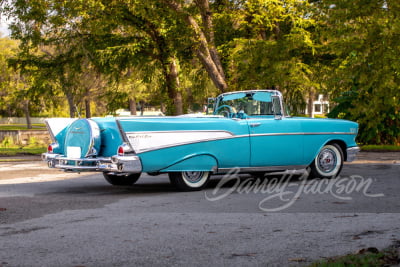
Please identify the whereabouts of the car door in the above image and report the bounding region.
[248,117,304,167]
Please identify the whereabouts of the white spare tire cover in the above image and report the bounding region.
[64,119,101,158]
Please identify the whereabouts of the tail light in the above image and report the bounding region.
[47,143,58,154]
[117,143,134,156]
[47,144,53,153]
[117,145,125,156]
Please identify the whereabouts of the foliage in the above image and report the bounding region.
[321,0,400,145]
[309,245,400,267]
[0,0,399,144]
[1,136,14,148]
[0,38,36,120]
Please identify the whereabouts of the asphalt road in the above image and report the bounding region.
[0,152,399,266]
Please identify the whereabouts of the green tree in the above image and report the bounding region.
[2,0,198,115]
[0,37,41,128]
[164,0,228,93]
[213,0,319,114]
[319,0,400,144]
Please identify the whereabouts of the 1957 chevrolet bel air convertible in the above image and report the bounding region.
[42,90,360,191]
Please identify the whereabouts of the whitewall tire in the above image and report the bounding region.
[168,171,210,191]
[309,144,343,179]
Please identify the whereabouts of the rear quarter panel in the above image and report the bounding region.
[91,118,124,157]
[118,117,251,172]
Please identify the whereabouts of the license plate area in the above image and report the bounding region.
[67,146,81,159]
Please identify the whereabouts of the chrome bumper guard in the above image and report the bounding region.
[42,153,142,173]
[346,146,360,162]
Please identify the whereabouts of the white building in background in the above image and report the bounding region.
[305,94,330,117]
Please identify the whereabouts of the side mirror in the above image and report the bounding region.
[272,95,283,120]
[206,97,216,115]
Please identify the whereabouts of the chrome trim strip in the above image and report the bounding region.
[250,132,357,137]
[217,165,308,173]
[303,132,357,135]
[85,119,101,157]
[115,119,136,153]
[45,120,56,143]
[218,89,281,98]
[126,130,235,135]
[116,119,131,143]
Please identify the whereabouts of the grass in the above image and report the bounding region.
[361,145,400,152]
[0,124,46,130]
[0,147,47,156]
[309,243,400,267]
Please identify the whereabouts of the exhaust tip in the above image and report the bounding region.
[117,164,124,172]
[48,161,54,168]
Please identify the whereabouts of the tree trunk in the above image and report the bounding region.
[66,92,75,118]
[166,58,183,115]
[85,98,91,118]
[166,0,228,93]
[160,102,166,114]
[23,100,32,129]
[308,89,315,118]
[143,14,183,115]
[139,100,145,116]
[129,98,137,115]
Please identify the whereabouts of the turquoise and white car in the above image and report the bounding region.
[42,90,360,191]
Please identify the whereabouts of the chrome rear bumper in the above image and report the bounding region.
[346,146,361,162]
[42,153,142,173]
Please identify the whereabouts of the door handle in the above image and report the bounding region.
[250,123,261,127]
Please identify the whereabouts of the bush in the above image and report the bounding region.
[1,136,16,148]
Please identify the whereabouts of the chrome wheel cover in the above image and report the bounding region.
[315,145,341,175]
[182,171,209,188]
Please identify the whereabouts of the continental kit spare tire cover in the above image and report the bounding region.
[64,119,101,158]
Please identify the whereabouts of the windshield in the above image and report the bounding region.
[214,91,282,118]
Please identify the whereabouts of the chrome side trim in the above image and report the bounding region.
[346,146,360,162]
[45,120,56,143]
[85,119,101,157]
[116,119,130,143]
[217,165,308,173]
[250,132,357,137]
[115,119,136,153]
[126,130,235,135]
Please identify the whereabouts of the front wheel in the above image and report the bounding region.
[168,171,210,191]
[309,144,343,179]
[103,172,141,186]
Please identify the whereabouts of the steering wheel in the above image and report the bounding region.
[215,105,235,118]
[236,110,248,119]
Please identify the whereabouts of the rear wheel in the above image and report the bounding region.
[103,172,141,186]
[309,144,343,179]
[168,171,210,191]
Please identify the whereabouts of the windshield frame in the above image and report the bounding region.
[213,90,287,118]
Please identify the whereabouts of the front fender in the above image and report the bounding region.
[160,154,218,173]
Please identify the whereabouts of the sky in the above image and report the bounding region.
[0,18,11,36]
